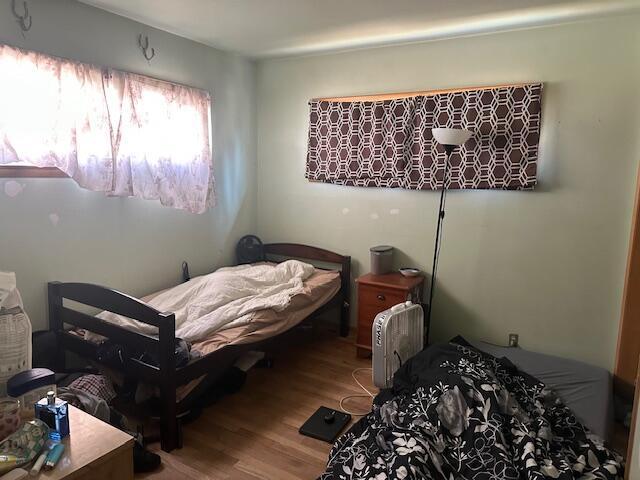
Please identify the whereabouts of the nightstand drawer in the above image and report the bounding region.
[357,304,384,330]
[355,272,425,357]
[356,304,395,348]
[358,284,407,309]
[356,316,372,349]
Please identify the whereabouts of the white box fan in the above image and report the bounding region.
[372,301,424,388]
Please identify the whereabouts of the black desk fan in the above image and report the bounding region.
[236,235,265,264]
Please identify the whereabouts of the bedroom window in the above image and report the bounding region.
[0,44,213,213]
[306,83,543,190]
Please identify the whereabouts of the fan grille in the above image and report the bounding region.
[372,304,424,388]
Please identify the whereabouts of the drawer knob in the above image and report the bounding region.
[377,294,385,301]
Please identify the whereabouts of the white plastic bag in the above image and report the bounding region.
[0,272,32,396]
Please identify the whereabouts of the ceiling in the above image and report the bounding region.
[79,0,640,58]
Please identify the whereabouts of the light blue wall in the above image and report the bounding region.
[0,0,257,329]
[256,15,640,370]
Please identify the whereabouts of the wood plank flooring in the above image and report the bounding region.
[139,328,374,480]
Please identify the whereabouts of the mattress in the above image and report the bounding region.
[472,340,614,442]
[175,268,340,401]
[171,269,340,402]
[76,265,340,357]
[75,266,341,403]
[319,339,622,479]
[190,267,340,355]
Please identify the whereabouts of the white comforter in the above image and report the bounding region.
[93,260,315,343]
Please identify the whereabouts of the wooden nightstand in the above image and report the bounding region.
[355,272,425,357]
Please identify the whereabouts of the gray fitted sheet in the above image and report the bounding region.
[472,341,613,442]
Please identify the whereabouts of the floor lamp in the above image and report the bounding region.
[425,127,473,344]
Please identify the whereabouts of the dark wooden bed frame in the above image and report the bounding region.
[48,243,351,452]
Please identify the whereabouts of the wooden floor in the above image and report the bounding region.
[139,328,374,480]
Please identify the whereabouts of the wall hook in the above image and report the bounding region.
[138,34,156,61]
[11,0,32,36]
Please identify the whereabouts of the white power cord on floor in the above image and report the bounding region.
[339,367,375,416]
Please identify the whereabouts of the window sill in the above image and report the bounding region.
[0,166,67,178]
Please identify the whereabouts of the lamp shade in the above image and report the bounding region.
[432,128,472,146]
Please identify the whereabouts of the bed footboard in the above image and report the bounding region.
[47,281,180,452]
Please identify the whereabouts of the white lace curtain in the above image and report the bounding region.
[0,44,213,213]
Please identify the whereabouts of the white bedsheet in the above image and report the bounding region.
[90,260,315,343]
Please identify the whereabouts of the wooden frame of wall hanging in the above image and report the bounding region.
[311,82,534,102]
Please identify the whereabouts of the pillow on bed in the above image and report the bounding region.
[470,340,614,442]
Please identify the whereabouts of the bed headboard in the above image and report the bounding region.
[260,242,351,337]
[235,236,350,283]
[263,242,350,294]
[264,242,347,266]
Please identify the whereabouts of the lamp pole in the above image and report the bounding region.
[425,144,453,345]
[424,127,471,346]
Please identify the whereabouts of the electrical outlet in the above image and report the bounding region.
[508,334,519,348]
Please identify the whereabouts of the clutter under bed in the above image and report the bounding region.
[320,338,623,480]
[90,260,337,343]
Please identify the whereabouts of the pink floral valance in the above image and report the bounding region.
[306,84,543,190]
[0,44,213,213]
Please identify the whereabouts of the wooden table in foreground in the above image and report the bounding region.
[40,405,134,480]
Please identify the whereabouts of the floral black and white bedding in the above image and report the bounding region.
[319,338,623,480]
